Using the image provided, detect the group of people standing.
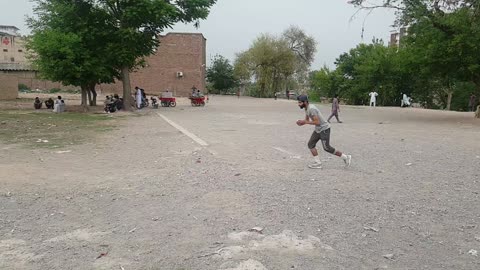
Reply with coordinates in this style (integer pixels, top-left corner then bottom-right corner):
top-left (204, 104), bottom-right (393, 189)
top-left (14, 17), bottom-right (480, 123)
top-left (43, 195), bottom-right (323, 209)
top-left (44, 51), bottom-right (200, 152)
top-left (33, 96), bottom-right (65, 113)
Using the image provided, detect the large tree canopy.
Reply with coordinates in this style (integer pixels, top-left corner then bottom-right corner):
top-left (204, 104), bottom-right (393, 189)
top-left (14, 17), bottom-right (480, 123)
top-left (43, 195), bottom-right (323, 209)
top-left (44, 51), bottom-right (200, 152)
top-left (94, 0), bottom-right (217, 108)
top-left (206, 55), bottom-right (238, 94)
top-left (233, 26), bottom-right (317, 98)
top-left (28, 0), bottom-right (217, 109)
top-left (28, 0), bottom-right (119, 108)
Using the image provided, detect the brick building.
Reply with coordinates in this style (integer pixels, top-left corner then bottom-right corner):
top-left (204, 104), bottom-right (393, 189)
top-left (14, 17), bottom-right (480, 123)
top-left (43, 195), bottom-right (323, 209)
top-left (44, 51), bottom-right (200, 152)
top-left (130, 33), bottom-right (207, 96)
top-left (0, 28), bottom-right (207, 99)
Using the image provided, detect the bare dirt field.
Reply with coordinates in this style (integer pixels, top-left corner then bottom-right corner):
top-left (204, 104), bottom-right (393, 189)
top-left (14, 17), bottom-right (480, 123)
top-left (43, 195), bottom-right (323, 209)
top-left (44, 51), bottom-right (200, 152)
top-left (1, 95), bottom-right (479, 270)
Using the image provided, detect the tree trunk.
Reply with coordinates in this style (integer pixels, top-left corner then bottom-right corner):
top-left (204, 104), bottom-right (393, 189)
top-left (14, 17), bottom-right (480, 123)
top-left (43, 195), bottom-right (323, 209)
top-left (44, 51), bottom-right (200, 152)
top-left (80, 86), bottom-right (89, 112)
top-left (121, 66), bottom-right (133, 110)
top-left (89, 83), bottom-right (97, 106)
top-left (446, 91), bottom-right (453, 111)
top-left (87, 89), bottom-right (92, 106)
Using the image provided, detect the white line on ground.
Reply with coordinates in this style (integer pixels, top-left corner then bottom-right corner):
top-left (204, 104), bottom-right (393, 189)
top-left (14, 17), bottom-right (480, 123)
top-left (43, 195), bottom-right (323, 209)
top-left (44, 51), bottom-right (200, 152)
top-left (272, 147), bottom-right (302, 159)
top-left (157, 113), bottom-right (209, 147)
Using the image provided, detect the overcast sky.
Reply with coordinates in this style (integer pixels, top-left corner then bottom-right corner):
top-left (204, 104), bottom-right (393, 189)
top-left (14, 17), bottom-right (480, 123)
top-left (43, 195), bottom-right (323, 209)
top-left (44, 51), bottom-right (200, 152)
top-left (0, 0), bottom-right (396, 69)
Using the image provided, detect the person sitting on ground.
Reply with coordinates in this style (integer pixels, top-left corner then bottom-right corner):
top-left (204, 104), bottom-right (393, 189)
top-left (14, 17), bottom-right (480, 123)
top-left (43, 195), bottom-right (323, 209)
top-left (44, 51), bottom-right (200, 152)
top-left (109, 94), bottom-right (123, 111)
top-left (45, 98), bottom-right (54, 109)
top-left (53, 96), bottom-right (64, 113)
top-left (196, 89), bottom-right (204, 97)
top-left (104, 95), bottom-right (111, 105)
top-left (60, 99), bottom-right (65, 112)
top-left (191, 85), bottom-right (197, 96)
top-left (104, 96), bottom-right (113, 113)
top-left (34, 97), bottom-right (42, 109)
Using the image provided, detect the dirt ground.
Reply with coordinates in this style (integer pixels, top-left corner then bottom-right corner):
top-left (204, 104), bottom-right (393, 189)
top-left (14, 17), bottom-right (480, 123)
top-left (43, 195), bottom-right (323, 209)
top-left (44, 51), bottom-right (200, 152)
top-left (1, 95), bottom-right (479, 270)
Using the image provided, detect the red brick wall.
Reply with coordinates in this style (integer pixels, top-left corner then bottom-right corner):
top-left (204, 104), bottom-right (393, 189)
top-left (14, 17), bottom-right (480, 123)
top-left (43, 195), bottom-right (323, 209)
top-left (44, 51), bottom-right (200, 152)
top-left (130, 33), bottom-right (207, 97)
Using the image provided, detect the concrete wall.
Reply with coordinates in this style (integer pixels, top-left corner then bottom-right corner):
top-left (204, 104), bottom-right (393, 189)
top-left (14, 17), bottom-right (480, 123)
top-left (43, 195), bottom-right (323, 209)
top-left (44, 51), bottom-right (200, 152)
top-left (1, 70), bottom-right (78, 91)
top-left (0, 74), bottom-right (18, 100)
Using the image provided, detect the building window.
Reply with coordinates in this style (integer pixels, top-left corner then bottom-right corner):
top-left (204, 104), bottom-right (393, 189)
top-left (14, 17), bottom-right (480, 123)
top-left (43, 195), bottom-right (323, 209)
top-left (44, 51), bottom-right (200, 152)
top-left (2, 49), bottom-right (7, 52)
top-left (18, 49), bottom-right (23, 52)
top-left (10, 57), bottom-right (15, 62)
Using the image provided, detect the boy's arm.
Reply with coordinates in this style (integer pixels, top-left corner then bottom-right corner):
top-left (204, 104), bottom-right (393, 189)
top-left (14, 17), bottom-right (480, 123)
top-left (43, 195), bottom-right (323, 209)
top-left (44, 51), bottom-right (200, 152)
top-left (306, 115), bottom-right (320, 125)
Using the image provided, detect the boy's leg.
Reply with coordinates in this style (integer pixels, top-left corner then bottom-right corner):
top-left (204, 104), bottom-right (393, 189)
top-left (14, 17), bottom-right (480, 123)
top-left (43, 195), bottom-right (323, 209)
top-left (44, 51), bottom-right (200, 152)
top-left (335, 112), bottom-right (342, 123)
top-left (327, 113), bottom-right (334, 123)
top-left (319, 129), bottom-right (352, 167)
top-left (307, 132), bottom-right (323, 169)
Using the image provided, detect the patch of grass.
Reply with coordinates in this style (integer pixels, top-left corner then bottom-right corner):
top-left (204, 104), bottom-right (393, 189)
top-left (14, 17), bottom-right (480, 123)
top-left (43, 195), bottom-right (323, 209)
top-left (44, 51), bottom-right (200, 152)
top-left (0, 111), bottom-right (117, 149)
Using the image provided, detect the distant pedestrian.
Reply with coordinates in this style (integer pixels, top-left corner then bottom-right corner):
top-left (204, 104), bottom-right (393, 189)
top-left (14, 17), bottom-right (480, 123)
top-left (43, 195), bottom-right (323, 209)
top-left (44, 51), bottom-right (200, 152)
top-left (369, 91), bottom-right (378, 107)
top-left (274, 92), bottom-right (277, 100)
top-left (135, 86), bottom-right (143, 109)
top-left (327, 94), bottom-right (342, 123)
top-left (286, 90), bottom-right (290, 100)
top-left (401, 93), bottom-right (411, 107)
top-left (469, 93), bottom-right (477, 112)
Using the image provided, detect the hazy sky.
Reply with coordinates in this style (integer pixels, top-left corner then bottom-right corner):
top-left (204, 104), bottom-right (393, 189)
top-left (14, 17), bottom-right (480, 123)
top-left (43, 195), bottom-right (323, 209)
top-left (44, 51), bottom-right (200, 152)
top-left (0, 0), bottom-right (396, 69)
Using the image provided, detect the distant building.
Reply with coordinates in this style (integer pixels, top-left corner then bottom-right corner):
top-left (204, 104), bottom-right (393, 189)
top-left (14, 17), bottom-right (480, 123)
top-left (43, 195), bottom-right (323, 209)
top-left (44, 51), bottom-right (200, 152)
top-left (389, 27), bottom-right (408, 47)
top-left (0, 25), bottom-right (28, 67)
top-left (128, 32), bottom-right (207, 96)
top-left (0, 26), bottom-right (207, 98)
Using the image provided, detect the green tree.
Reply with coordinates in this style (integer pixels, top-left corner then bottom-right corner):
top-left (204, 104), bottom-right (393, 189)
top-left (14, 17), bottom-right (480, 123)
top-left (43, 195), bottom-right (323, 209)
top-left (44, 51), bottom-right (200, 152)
top-left (309, 66), bottom-right (341, 99)
top-left (349, 0), bottom-right (480, 111)
top-left (95, 0), bottom-right (217, 108)
top-left (28, 0), bottom-right (118, 109)
top-left (233, 34), bottom-right (296, 97)
top-left (206, 55), bottom-right (237, 94)
top-left (332, 40), bottom-right (407, 105)
top-left (282, 26), bottom-right (317, 89)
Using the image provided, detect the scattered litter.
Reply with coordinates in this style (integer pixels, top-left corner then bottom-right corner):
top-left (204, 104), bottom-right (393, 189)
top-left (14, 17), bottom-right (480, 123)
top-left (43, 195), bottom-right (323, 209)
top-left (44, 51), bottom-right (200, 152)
top-left (120, 266), bottom-right (125, 270)
top-left (128, 228), bottom-right (137, 233)
top-left (364, 226), bottom-right (379, 232)
top-left (36, 139), bottom-right (49, 143)
top-left (475, 236), bottom-right (480, 242)
top-left (405, 163), bottom-right (413, 166)
top-left (96, 252), bottom-right (108, 259)
top-left (55, 150), bottom-right (72, 154)
top-left (383, 253), bottom-right (395, 260)
top-left (248, 227), bottom-right (264, 234)
top-left (468, 249), bottom-right (478, 256)
top-left (476, 156), bottom-right (480, 159)
top-left (234, 173), bottom-right (241, 177)
top-left (1, 121), bottom-right (6, 125)
top-left (196, 160), bottom-right (201, 163)
top-left (152, 217), bottom-right (159, 221)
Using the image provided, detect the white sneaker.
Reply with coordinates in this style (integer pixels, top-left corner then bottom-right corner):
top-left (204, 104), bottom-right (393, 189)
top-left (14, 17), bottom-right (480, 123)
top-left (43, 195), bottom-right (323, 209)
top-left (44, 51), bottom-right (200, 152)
top-left (344, 155), bottom-right (352, 167)
top-left (308, 162), bottom-right (323, 169)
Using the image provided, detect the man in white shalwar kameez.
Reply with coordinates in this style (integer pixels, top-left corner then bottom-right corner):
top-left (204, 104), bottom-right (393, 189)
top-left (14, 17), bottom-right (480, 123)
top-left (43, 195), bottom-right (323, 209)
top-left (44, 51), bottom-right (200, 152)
top-left (135, 86), bottom-right (143, 109)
